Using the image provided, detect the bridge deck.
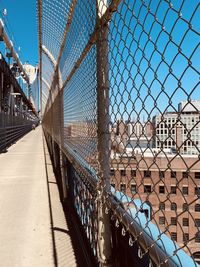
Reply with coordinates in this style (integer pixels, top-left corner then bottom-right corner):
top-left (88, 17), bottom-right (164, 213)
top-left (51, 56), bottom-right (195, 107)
top-left (0, 127), bottom-right (82, 267)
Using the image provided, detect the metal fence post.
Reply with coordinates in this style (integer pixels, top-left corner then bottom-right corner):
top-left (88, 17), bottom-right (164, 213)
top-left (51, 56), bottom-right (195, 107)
top-left (96, 1), bottom-right (112, 266)
top-left (57, 68), bottom-right (67, 201)
top-left (38, 0), bottom-right (43, 117)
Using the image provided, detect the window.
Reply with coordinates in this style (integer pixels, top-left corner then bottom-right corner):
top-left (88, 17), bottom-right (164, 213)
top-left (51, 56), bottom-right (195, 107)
top-left (195, 219), bottom-right (200, 227)
top-left (110, 169), bottom-right (115, 176)
top-left (195, 233), bottom-right (200, 243)
top-left (182, 218), bottom-right (189, 226)
top-left (144, 170), bottom-right (151, 178)
top-left (159, 186), bottom-right (165, 194)
top-left (171, 202), bottom-right (177, 211)
top-left (171, 232), bottom-right (177, 241)
top-left (120, 170), bottom-right (126, 176)
top-left (120, 184), bottom-right (126, 193)
top-left (195, 204), bottom-right (200, 212)
top-left (171, 186), bottom-right (177, 194)
top-left (183, 172), bottom-right (188, 178)
top-left (159, 202), bottom-right (165, 210)
top-left (195, 187), bottom-right (200, 196)
top-left (131, 184), bottom-right (137, 194)
top-left (171, 171), bottom-right (176, 178)
top-left (195, 172), bottom-right (200, 179)
top-left (159, 216), bottom-right (165, 225)
top-left (193, 252), bottom-right (200, 264)
top-left (183, 233), bottom-right (189, 243)
top-left (171, 217), bottom-right (177, 225)
top-left (183, 203), bottom-right (189, 211)
top-left (159, 171), bottom-right (165, 179)
top-left (182, 187), bottom-right (188, 195)
top-left (131, 170), bottom-right (136, 177)
top-left (144, 185), bottom-right (151, 193)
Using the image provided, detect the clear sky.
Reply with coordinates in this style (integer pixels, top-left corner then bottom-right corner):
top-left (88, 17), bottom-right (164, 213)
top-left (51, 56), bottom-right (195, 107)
top-left (0, 0), bottom-right (38, 66)
top-left (1, 0), bottom-right (198, 121)
top-left (108, 0), bottom-right (200, 121)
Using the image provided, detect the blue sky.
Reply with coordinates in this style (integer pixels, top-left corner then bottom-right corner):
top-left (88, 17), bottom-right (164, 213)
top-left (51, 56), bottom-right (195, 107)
top-left (0, 0), bottom-right (38, 66)
top-left (0, 0), bottom-right (198, 121)
top-left (108, 0), bottom-right (200, 121)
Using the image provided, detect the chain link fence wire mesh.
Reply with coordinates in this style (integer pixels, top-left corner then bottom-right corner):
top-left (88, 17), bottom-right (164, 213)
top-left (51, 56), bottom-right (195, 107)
top-left (108, 1), bottom-right (200, 264)
top-left (63, 45), bottom-right (98, 171)
top-left (39, 0), bottom-right (200, 265)
top-left (41, 0), bottom-right (71, 60)
top-left (30, 70), bottom-right (40, 112)
top-left (68, 166), bottom-right (98, 258)
top-left (59, 0), bottom-right (96, 82)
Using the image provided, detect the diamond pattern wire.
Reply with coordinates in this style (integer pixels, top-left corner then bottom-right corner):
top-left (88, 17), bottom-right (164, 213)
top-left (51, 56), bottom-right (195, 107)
top-left (41, 53), bottom-right (55, 107)
top-left (31, 74), bottom-right (39, 112)
top-left (108, 0), bottom-right (200, 263)
top-left (63, 45), bottom-right (98, 171)
top-left (59, 0), bottom-right (96, 82)
top-left (72, 168), bottom-right (98, 257)
top-left (42, 0), bottom-right (71, 60)
top-left (42, 80), bottom-right (49, 99)
top-left (40, 0), bottom-right (200, 265)
top-left (42, 52), bottom-right (55, 79)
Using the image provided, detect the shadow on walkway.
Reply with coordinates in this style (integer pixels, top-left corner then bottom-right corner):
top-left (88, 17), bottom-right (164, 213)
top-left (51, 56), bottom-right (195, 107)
top-left (43, 137), bottom-right (96, 267)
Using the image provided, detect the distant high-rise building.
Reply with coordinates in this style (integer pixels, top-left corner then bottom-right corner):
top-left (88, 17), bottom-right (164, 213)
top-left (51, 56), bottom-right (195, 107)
top-left (126, 121), bottom-right (153, 148)
top-left (178, 100), bottom-right (200, 113)
top-left (126, 121), bottom-right (153, 138)
top-left (153, 101), bottom-right (200, 155)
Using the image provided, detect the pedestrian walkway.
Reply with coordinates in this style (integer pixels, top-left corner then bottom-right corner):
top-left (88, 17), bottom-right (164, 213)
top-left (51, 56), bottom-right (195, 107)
top-left (0, 127), bottom-right (78, 267)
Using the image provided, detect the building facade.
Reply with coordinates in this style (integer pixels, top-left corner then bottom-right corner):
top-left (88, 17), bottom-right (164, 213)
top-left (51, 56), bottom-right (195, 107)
top-left (110, 152), bottom-right (200, 256)
top-left (153, 112), bottom-right (200, 155)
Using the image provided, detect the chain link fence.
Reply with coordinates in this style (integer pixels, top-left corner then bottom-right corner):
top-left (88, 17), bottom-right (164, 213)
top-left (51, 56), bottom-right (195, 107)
top-left (40, 0), bottom-right (200, 265)
top-left (108, 0), bottom-right (200, 263)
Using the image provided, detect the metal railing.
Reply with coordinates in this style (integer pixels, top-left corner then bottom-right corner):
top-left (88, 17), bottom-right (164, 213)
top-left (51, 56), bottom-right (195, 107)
top-left (39, 0), bottom-right (200, 266)
top-left (0, 55), bottom-right (39, 152)
top-left (0, 114), bottom-right (35, 152)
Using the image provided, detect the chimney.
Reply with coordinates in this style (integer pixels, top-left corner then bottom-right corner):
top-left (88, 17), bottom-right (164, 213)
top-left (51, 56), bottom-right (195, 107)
top-left (176, 122), bottom-right (182, 153)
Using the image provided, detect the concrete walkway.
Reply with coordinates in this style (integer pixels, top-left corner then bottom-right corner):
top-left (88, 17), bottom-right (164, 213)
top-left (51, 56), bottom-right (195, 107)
top-left (0, 127), bottom-right (77, 267)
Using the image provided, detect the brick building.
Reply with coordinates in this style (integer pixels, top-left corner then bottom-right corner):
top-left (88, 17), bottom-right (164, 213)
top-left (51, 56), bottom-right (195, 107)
top-left (110, 150), bottom-right (200, 257)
